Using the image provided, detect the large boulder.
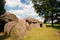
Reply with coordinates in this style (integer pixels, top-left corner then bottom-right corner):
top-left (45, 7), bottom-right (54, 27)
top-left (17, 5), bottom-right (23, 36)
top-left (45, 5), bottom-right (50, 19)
top-left (18, 19), bottom-right (30, 30)
top-left (0, 12), bottom-right (18, 22)
top-left (24, 17), bottom-right (46, 29)
top-left (4, 21), bottom-right (27, 40)
top-left (0, 12), bottom-right (18, 32)
top-left (4, 19), bottom-right (30, 40)
top-left (24, 17), bottom-right (40, 23)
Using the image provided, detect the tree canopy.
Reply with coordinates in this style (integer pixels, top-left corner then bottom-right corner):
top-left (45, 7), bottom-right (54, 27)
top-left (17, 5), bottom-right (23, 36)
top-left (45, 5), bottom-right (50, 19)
top-left (0, 0), bottom-right (6, 15)
top-left (32, 0), bottom-right (59, 26)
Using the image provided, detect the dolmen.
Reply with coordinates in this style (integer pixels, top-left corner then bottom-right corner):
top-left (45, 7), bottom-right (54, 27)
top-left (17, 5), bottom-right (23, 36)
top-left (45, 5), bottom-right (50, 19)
top-left (0, 12), bottom-right (28, 40)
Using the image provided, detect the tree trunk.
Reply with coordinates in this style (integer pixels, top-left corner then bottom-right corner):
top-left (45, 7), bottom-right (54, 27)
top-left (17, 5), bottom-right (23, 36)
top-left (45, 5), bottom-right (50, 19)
top-left (52, 12), bottom-right (54, 27)
top-left (44, 19), bottom-right (47, 23)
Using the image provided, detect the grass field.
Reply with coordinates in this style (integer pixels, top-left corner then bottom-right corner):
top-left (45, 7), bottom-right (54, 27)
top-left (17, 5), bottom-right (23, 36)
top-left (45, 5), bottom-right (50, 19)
top-left (46, 24), bottom-right (60, 29)
top-left (23, 27), bottom-right (60, 40)
top-left (0, 27), bottom-right (60, 40)
top-left (46, 24), bottom-right (60, 27)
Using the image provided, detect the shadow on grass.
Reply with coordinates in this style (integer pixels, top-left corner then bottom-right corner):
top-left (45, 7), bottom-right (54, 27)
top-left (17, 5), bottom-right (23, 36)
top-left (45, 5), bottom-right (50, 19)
top-left (0, 33), bottom-right (9, 40)
top-left (46, 26), bottom-right (60, 29)
top-left (52, 26), bottom-right (60, 29)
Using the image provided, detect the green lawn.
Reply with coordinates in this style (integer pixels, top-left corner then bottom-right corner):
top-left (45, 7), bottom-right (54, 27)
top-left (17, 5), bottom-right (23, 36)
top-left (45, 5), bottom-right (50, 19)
top-left (23, 27), bottom-right (60, 40)
top-left (46, 24), bottom-right (60, 29)
top-left (46, 24), bottom-right (60, 27)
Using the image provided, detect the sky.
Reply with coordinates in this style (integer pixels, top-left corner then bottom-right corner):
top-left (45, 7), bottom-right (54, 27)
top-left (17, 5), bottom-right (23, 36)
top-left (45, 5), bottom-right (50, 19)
top-left (5, 0), bottom-right (45, 22)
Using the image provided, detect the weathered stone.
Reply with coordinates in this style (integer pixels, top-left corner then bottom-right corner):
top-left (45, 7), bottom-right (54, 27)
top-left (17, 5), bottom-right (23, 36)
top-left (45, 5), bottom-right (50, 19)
top-left (24, 17), bottom-right (41, 23)
top-left (4, 21), bottom-right (16, 35)
top-left (18, 19), bottom-right (30, 30)
top-left (4, 20), bottom-right (27, 40)
top-left (24, 17), bottom-right (46, 29)
top-left (0, 12), bottom-right (18, 22)
top-left (30, 23), bottom-right (40, 29)
top-left (0, 12), bottom-right (18, 32)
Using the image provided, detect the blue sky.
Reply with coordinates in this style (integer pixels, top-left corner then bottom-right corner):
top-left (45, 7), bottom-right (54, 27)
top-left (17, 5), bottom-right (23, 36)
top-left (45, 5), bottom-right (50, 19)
top-left (21, 0), bottom-right (30, 5)
top-left (5, 0), bottom-right (45, 22)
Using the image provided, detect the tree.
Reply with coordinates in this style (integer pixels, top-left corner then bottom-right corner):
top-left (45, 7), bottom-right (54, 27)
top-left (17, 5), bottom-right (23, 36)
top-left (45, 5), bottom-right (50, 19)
top-left (55, 0), bottom-right (60, 24)
top-left (32, 0), bottom-right (57, 27)
top-left (0, 0), bottom-right (6, 15)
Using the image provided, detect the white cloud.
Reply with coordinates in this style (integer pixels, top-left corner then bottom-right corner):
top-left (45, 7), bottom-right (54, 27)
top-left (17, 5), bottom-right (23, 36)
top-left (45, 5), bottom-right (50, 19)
top-left (5, 0), bottom-right (45, 22)
top-left (5, 0), bottom-right (23, 7)
top-left (5, 0), bottom-right (37, 16)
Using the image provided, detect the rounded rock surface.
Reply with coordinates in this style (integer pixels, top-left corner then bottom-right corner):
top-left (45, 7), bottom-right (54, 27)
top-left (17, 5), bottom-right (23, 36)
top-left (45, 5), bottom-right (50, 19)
top-left (4, 21), bottom-right (27, 40)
